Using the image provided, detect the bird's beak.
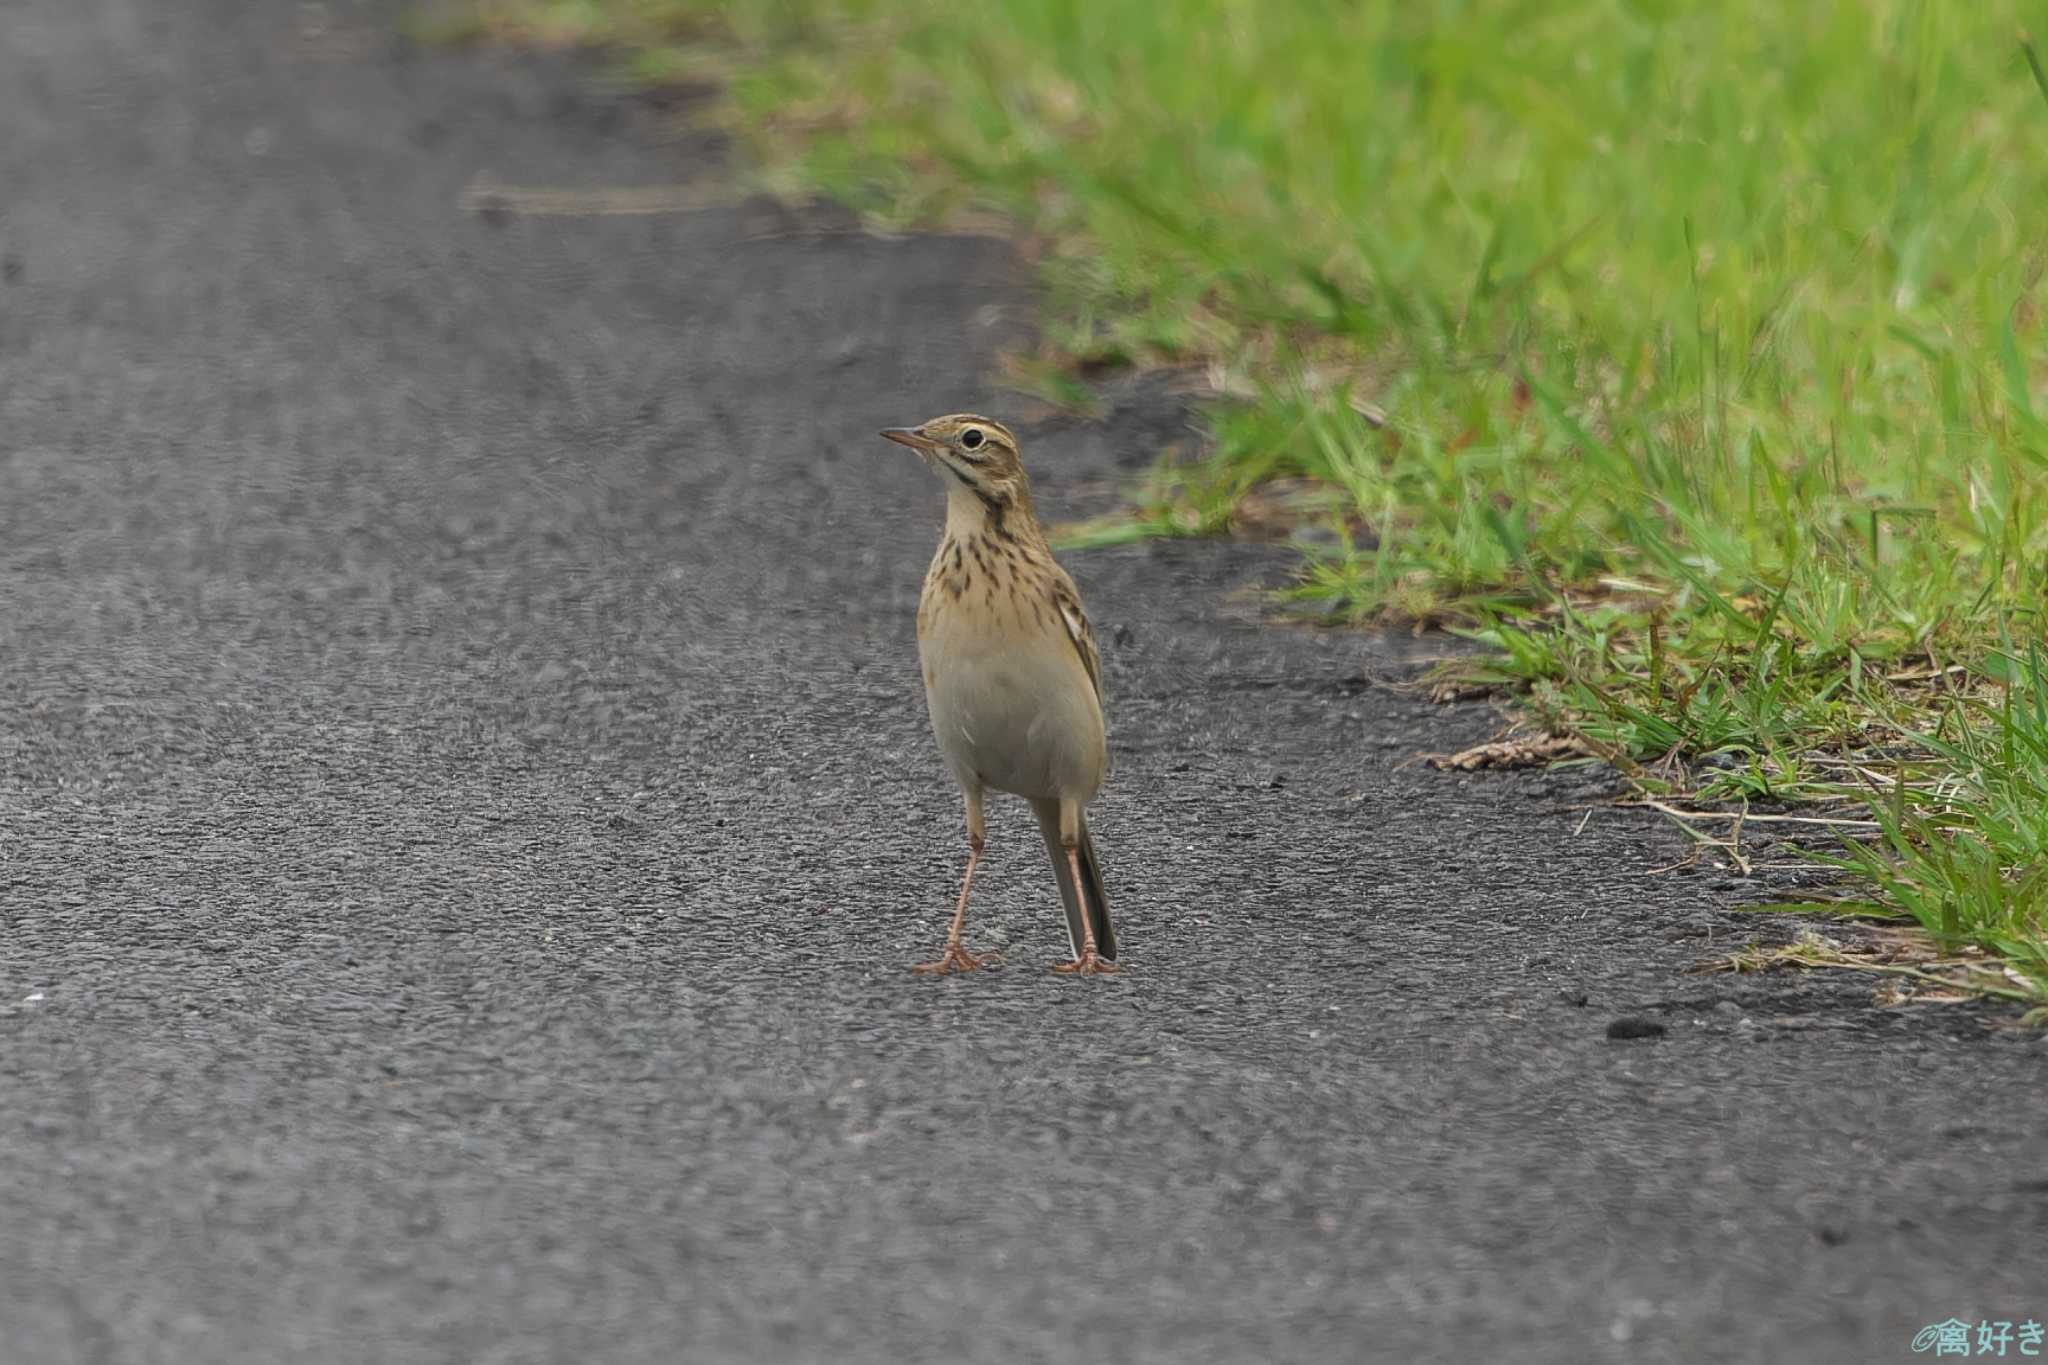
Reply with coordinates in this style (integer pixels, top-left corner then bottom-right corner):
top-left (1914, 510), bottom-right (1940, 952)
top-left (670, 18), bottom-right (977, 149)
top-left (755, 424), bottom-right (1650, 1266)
top-left (878, 427), bottom-right (940, 453)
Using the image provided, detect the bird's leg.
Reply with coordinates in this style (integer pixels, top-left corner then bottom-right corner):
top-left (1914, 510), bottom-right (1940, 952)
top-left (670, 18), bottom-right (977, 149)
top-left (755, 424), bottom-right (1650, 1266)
top-left (1051, 840), bottom-right (1118, 975)
top-left (913, 794), bottom-right (999, 975)
top-left (911, 837), bottom-right (993, 974)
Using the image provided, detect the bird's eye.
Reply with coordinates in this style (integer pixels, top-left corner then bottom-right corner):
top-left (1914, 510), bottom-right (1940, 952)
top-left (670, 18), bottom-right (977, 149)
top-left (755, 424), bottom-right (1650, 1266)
top-left (960, 428), bottom-right (985, 451)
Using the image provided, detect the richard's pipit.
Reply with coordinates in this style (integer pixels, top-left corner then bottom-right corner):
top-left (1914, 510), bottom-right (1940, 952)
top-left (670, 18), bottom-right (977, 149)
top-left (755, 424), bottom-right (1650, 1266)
top-left (878, 414), bottom-right (1119, 976)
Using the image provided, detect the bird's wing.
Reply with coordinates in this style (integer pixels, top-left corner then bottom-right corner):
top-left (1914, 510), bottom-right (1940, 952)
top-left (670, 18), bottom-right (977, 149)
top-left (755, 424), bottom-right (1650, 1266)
top-left (1047, 565), bottom-right (1103, 706)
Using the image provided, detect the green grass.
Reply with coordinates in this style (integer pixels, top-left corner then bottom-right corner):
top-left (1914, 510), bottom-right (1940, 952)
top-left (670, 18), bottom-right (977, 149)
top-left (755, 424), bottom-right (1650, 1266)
top-left (429, 0), bottom-right (2048, 1009)
top-left (1796, 643), bottom-right (2048, 1001)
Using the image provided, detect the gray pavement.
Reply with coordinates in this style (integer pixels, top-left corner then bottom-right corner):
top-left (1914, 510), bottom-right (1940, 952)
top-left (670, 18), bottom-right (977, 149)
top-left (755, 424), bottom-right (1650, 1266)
top-left (1, 3), bottom-right (2043, 1362)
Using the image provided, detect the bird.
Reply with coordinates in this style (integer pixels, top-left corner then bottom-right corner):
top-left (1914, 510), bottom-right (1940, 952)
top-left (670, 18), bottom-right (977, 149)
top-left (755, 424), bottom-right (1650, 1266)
top-left (877, 413), bottom-right (1118, 975)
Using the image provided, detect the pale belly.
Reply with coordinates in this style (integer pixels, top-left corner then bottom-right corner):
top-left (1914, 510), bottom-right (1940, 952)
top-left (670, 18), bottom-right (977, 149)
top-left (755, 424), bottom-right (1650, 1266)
top-left (919, 613), bottom-right (1105, 802)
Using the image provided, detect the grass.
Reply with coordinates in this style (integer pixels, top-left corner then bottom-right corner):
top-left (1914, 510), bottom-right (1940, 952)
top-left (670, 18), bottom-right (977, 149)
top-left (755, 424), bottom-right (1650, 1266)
top-left (423, 0), bottom-right (2048, 1011)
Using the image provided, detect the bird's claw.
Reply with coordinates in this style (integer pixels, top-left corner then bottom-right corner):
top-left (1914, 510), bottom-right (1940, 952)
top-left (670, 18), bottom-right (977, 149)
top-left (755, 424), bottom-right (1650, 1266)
top-left (1051, 950), bottom-right (1119, 975)
top-left (911, 943), bottom-right (1001, 975)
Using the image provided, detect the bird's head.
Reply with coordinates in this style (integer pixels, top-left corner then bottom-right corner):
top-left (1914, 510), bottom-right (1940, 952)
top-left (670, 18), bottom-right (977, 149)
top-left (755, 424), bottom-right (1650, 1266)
top-left (878, 413), bottom-right (1031, 512)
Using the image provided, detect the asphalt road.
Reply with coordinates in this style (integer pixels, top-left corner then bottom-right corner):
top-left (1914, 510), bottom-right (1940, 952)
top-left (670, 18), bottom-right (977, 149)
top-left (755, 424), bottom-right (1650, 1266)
top-left (2, 4), bottom-right (2043, 1362)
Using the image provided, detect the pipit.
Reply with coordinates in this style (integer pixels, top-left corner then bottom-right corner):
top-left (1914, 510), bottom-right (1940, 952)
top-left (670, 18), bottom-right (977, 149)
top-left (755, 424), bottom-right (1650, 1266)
top-left (878, 414), bottom-right (1119, 976)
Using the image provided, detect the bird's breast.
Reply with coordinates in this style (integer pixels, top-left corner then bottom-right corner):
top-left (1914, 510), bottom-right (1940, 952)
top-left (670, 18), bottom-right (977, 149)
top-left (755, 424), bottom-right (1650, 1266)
top-left (917, 560), bottom-right (1104, 801)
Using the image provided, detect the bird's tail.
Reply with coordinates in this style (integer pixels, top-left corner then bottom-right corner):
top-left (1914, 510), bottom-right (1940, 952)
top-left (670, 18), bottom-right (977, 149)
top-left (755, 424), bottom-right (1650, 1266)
top-left (1034, 801), bottom-right (1115, 962)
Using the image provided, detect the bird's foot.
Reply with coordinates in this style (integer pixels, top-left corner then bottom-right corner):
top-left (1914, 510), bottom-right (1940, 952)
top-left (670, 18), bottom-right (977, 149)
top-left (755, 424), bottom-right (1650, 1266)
top-left (911, 942), bottom-right (1001, 975)
top-left (1051, 949), bottom-right (1119, 975)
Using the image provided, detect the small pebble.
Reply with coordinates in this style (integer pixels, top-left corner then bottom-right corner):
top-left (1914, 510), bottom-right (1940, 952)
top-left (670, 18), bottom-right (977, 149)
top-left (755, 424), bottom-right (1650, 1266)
top-left (1606, 1016), bottom-right (1667, 1040)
